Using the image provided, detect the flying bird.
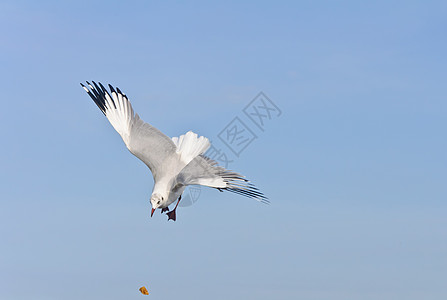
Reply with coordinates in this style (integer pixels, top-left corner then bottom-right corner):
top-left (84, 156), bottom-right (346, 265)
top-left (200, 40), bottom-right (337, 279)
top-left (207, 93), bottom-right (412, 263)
top-left (80, 81), bottom-right (268, 221)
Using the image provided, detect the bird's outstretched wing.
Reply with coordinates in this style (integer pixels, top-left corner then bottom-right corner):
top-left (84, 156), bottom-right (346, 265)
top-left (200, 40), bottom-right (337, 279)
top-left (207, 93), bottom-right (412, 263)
top-left (81, 81), bottom-right (177, 179)
top-left (175, 155), bottom-right (269, 203)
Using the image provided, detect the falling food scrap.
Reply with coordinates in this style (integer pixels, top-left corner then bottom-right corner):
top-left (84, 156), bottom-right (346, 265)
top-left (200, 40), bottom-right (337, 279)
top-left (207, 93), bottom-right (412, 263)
top-left (139, 286), bottom-right (149, 295)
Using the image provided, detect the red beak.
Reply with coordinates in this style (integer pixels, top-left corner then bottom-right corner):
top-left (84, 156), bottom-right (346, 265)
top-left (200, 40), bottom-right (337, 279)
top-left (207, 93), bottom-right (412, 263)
top-left (151, 208), bottom-right (155, 217)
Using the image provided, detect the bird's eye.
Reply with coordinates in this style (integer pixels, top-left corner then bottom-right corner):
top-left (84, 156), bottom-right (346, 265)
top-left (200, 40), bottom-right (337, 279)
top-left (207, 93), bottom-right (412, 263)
top-left (157, 200), bottom-right (160, 205)
top-left (161, 197), bottom-right (164, 201)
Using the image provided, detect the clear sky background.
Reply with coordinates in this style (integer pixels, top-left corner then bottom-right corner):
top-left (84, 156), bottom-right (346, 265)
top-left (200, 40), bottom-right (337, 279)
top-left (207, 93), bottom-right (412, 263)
top-left (1, 1), bottom-right (446, 299)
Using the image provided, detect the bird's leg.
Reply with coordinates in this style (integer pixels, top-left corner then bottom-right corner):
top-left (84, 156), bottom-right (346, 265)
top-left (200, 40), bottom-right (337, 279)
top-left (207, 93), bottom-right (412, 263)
top-left (167, 195), bottom-right (182, 221)
top-left (161, 207), bottom-right (169, 214)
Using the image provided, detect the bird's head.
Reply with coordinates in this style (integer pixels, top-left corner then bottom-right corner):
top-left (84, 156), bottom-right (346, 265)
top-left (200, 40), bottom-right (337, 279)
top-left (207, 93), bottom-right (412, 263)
top-left (150, 193), bottom-right (165, 217)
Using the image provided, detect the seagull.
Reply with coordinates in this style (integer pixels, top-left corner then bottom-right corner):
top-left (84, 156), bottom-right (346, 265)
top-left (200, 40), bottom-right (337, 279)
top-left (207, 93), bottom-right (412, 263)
top-left (80, 81), bottom-right (268, 221)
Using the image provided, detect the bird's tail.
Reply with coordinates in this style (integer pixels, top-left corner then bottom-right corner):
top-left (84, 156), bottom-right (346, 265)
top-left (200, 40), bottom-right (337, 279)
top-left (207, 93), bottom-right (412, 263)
top-left (172, 131), bottom-right (211, 166)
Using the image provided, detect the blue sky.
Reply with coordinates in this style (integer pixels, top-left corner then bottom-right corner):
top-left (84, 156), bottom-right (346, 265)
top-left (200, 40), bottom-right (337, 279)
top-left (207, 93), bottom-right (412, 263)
top-left (1, 1), bottom-right (446, 299)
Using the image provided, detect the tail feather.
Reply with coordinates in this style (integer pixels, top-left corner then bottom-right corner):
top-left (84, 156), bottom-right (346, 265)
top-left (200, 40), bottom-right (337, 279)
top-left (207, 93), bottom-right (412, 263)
top-left (172, 131), bottom-right (210, 165)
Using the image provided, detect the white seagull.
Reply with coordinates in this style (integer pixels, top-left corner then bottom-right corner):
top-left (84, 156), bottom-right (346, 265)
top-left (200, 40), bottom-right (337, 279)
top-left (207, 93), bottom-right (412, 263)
top-left (81, 81), bottom-right (268, 221)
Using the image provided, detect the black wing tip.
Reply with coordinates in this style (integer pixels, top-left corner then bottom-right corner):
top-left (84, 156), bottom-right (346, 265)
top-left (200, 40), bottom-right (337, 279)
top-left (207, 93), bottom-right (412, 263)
top-left (81, 80), bottom-right (107, 90)
top-left (80, 80), bottom-right (108, 115)
top-left (98, 82), bottom-right (108, 93)
top-left (208, 166), bottom-right (269, 203)
top-left (108, 84), bottom-right (117, 94)
top-left (221, 181), bottom-right (269, 203)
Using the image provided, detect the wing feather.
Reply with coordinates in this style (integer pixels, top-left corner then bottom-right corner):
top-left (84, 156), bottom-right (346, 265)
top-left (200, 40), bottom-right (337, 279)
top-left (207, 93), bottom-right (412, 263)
top-left (175, 155), bottom-right (269, 203)
top-left (81, 81), bottom-right (177, 178)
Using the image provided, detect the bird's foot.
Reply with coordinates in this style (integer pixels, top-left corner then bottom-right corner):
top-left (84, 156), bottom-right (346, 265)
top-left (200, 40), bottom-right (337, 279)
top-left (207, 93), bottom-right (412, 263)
top-left (161, 207), bottom-right (169, 214)
top-left (166, 195), bottom-right (182, 221)
top-left (166, 209), bottom-right (176, 221)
